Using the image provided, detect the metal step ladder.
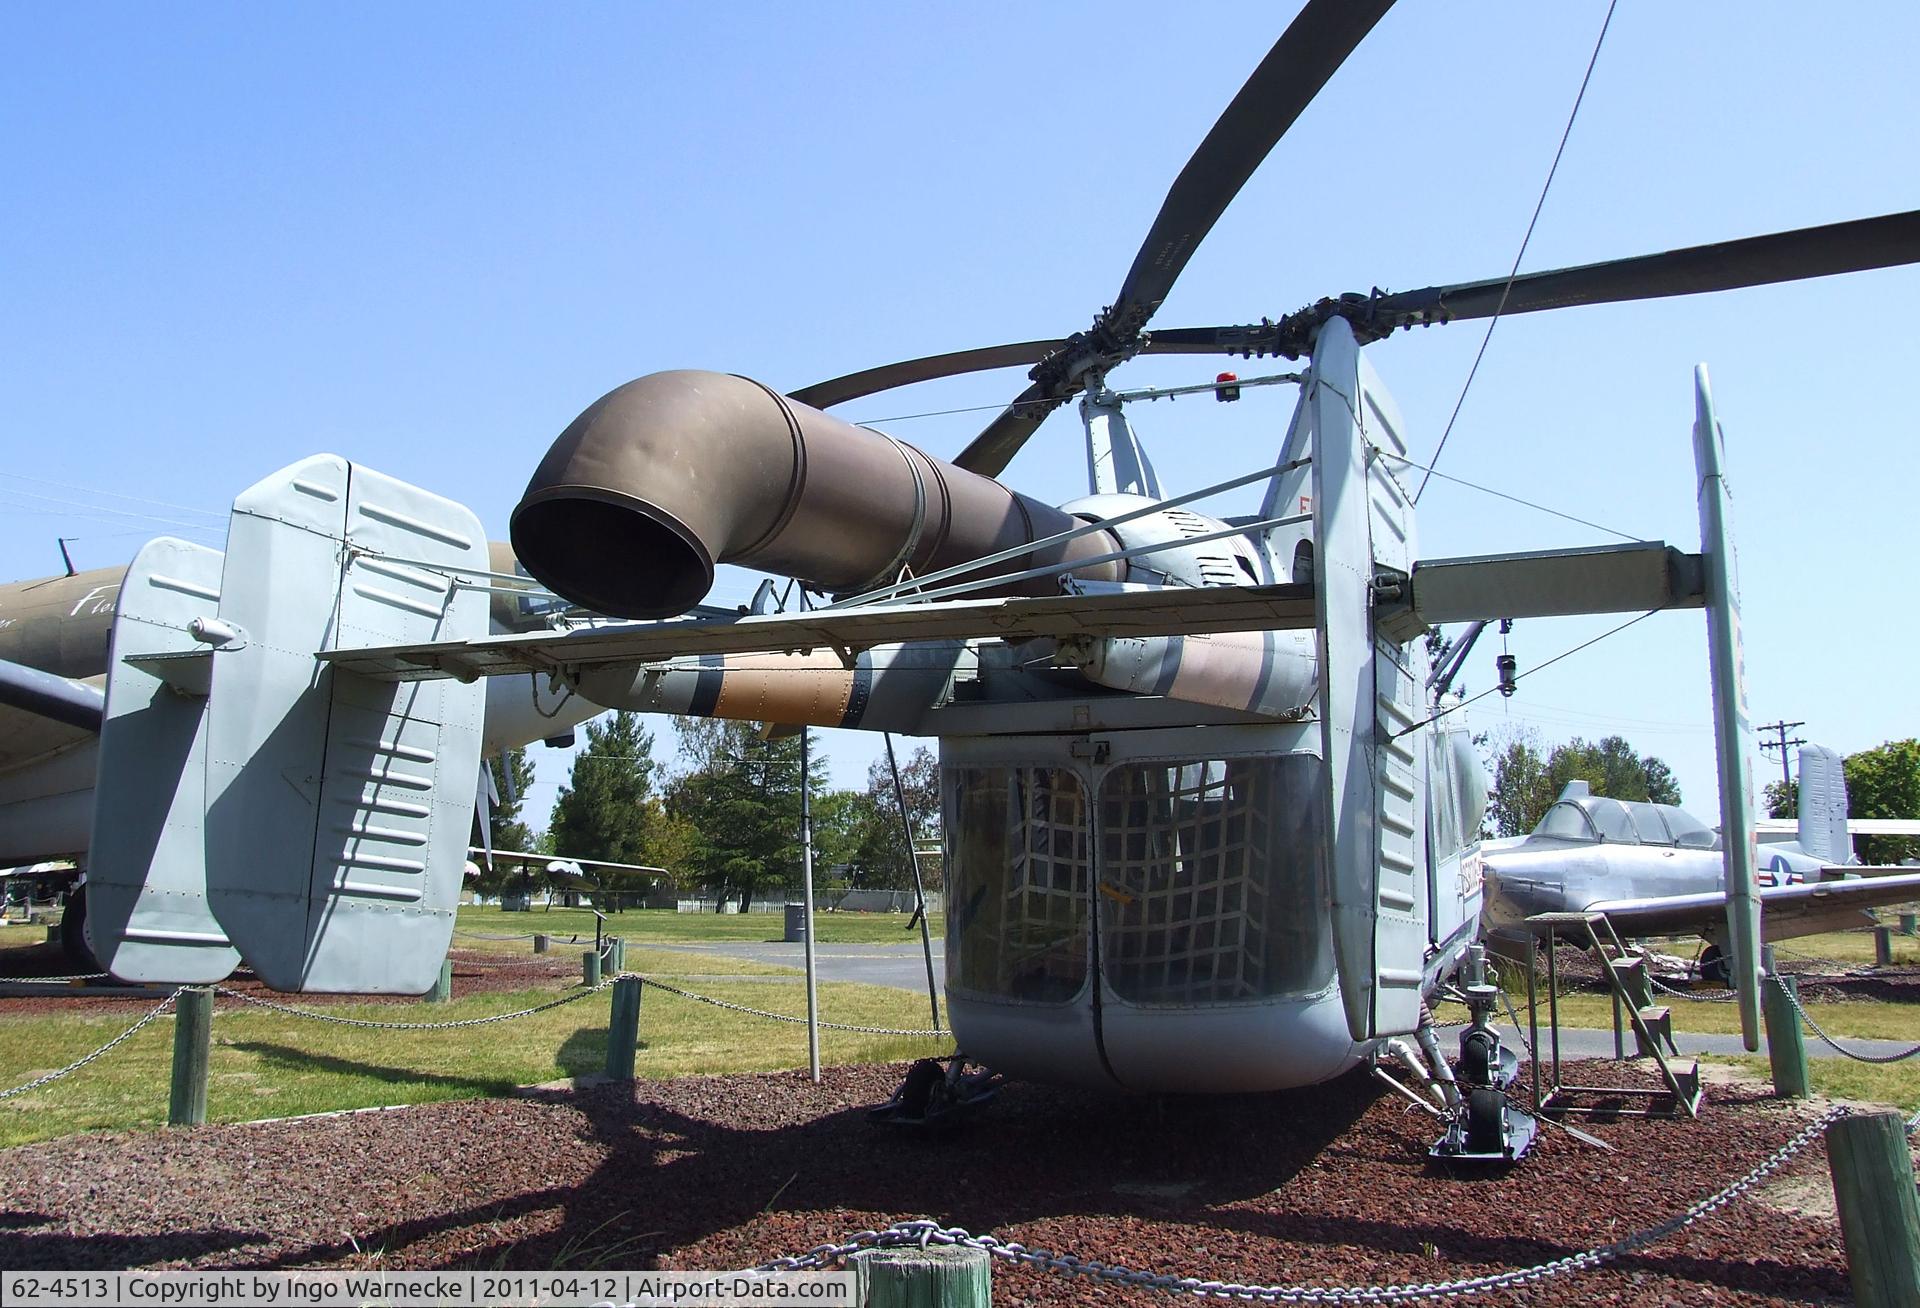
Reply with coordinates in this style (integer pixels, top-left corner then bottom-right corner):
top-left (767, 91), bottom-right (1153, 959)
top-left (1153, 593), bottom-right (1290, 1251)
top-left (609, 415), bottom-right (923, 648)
top-left (1513, 911), bottom-right (1703, 1119)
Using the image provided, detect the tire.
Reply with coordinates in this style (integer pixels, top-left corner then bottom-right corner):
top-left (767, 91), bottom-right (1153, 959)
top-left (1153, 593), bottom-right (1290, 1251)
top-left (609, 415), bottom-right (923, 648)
top-left (58, 884), bottom-right (101, 974)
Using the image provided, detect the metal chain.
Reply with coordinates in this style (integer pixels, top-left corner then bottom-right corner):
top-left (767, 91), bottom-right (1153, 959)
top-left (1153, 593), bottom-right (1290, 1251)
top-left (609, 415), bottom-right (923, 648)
top-left (214, 981), bottom-right (614, 1030)
top-left (4, 971), bottom-right (112, 984)
top-left (762, 1107), bottom-right (1849, 1301)
top-left (0, 988), bottom-right (185, 1101)
top-left (1782, 983), bottom-right (1920, 1064)
top-left (1648, 974), bottom-right (1739, 1004)
top-left (636, 977), bottom-right (951, 1038)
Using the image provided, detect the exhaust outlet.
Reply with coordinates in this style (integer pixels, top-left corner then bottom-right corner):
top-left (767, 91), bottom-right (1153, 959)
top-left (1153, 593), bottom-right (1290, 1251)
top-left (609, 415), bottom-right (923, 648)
top-left (513, 370), bottom-right (1123, 618)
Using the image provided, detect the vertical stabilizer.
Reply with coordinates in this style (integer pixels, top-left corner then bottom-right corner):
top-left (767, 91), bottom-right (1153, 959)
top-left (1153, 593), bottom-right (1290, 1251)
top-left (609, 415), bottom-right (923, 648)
top-left (1795, 745), bottom-right (1852, 864)
top-left (203, 455), bottom-right (488, 993)
top-left (87, 537), bottom-right (236, 983)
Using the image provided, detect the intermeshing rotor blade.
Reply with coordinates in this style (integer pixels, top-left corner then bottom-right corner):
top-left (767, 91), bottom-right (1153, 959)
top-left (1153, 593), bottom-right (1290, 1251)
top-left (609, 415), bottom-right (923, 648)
top-left (1365, 209), bottom-right (1920, 329)
top-left (793, 337), bottom-right (1246, 413)
top-left (1105, 0), bottom-right (1395, 341)
top-left (954, 380), bottom-right (1055, 479)
top-left (790, 340), bottom-right (1062, 411)
top-left (953, 0), bottom-right (1394, 476)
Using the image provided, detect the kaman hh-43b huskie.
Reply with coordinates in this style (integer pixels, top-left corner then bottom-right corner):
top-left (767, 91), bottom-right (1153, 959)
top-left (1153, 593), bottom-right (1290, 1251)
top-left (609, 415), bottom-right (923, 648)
top-left (4, 1), bottom-right (1918, 1160)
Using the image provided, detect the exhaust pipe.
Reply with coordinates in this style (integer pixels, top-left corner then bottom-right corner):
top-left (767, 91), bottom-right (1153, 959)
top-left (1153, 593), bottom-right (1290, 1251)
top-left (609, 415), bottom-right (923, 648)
top-left (512, 370), bottom-right (1123, 619)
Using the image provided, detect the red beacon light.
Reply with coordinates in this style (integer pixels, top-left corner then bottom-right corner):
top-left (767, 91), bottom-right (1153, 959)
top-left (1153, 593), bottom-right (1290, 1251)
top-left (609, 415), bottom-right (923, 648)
top-left (1214, 371), bottom-right (1241, 403)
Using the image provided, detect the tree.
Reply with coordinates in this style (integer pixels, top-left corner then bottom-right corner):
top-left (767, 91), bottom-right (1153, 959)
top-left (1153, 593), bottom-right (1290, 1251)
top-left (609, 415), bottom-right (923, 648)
top-left (842, 746), bottom-right (942, 890)
top-left (665, 719), bottom-right (815, 911)
top-left (1486, 731), bottom-right (1682, 837)
top-left (1839, 738), bottom-right (1920, 864)
top-left (549, 712), bottom-right (660, 885)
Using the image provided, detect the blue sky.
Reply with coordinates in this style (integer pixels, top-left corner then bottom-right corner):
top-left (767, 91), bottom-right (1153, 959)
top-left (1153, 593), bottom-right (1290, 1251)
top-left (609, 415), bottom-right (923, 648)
top-left (5, 2), bottom-right (1916, 827)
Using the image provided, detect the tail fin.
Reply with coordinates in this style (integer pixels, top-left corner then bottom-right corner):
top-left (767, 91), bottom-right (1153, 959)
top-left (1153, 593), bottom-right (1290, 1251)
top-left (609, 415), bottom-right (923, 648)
top-left (1796, 744), bottom-right (1852, 865)
top-left (87, 455), bottom-right (488, 993)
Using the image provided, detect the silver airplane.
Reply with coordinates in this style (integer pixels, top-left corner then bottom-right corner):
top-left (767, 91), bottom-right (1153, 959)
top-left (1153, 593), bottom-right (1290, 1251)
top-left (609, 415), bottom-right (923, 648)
top-left (1481, 745), bottom-right (1920, 971)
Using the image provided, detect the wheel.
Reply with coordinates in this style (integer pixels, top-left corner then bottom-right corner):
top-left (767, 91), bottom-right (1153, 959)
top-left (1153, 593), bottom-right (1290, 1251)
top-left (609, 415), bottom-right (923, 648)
top-left (58, 883), bottom-right (100, 974)
top-left (1464, 1086), bottom-right (1506, 1155)
top-left (1697, 943), bottom-right (1727, 985)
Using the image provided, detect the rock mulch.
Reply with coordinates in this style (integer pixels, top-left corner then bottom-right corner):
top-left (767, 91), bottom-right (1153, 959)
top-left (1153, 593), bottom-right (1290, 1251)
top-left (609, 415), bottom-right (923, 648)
top-left (0, 1059), bottom-right (1856, 1305)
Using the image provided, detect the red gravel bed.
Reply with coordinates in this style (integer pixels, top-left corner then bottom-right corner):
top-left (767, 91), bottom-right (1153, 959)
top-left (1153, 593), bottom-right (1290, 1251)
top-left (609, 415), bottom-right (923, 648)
top-left (0, 1060), bottom-right (1854, 1305)
top-left (0, 948), bottom-right (578, 1017)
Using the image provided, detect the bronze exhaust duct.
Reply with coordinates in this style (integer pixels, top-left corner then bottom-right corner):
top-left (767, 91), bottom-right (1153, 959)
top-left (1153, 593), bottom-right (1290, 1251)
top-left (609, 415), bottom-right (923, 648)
top-left (512, 370), bottom-right (1124, 619)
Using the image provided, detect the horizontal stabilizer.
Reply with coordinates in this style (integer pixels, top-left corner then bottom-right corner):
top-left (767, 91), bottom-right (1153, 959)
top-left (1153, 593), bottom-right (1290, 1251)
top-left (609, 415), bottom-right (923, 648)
top-left (1405, 542), bottom-right (1704, 625)
top-left (324, 583), bottom-right (1321, 682)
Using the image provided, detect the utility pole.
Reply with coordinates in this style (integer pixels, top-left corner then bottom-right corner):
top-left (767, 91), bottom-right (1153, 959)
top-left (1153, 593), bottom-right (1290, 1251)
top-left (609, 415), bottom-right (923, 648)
top-left (1757, 719), bottom-right (1807, 797)
top-left (799, 725), bottom-right (820, 1083)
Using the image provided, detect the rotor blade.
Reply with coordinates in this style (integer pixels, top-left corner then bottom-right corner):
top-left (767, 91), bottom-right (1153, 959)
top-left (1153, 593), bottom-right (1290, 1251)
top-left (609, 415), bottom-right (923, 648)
top-left (1106, 0), bottom-right (1395, 338)
top-left (952, 381), bottom-right (1060, 478)
top-left (1370, 210), bottom-right (1920, 325)
top-left (792, 335), bottom-right (1248, 412)
top-left (790, 341), bottom-right (1061, 411)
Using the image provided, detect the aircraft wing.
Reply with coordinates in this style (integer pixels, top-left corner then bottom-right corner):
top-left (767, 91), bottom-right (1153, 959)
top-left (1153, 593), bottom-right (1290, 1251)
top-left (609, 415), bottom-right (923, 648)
top-left (468, 847), bottom-right (668, 878)
top-left (1588, 871), bottom-right (1920, 941)
top-left (322, 536), bottom-right (1707, 684)
top-left (323, 584), bottom-right (1320, 682)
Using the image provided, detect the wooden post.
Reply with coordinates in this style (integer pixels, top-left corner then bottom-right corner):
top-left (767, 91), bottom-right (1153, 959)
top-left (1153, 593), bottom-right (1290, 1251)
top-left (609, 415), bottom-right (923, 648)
top-left (851, 1245), bottom-right (990, 1308)
top-left (1874, 927), bottom-right (1894, 966)
top-left (45, 924), bottom-right (60, 945)
top-left (424, 959), bottom-right (453, 1003)
top-left (533, 933), bottom-right (549, 954)
top-left (1761, 973), bottom-right (1809, 1098)
top-left (1826, 1111), bottom-right (1920, 1307)
top-left (606, 937), bottom-right (625, 974)
top-left (168, 987), bottom-right (213, 1127)
top-left (1901, 912), bottom-right (1917, 938)
top-left (605, 976), bottom-right (642, 1080)
top-left (583, 949), bottom-right (602, 987)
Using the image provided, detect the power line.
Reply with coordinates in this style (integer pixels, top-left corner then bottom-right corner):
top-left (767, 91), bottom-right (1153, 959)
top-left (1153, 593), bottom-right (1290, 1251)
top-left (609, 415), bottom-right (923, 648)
top-left (1415, 0), bottom-right (1620, 503)
top-left (1756, 719), bottom-right (1807, 795)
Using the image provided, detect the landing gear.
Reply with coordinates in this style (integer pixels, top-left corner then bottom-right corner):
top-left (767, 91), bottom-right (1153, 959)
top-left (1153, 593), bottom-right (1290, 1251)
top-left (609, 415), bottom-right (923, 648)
top-left (1431, 948), bottom-right (1538, 1164)
top-left (1697, 943), bottom-right (1728, 986)
top-left (868, 1056), bottom-right (1001, 1129)
top-left (58, 882), bottom-right (101, 974)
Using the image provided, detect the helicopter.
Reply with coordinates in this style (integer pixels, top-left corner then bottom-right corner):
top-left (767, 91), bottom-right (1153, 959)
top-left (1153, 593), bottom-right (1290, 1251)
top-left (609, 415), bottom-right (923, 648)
top-left (7, 2), bottom-right (1919, 1157)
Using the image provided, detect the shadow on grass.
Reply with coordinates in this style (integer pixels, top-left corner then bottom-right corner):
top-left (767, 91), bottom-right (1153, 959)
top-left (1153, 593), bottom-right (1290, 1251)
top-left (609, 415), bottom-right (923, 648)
top-left (226, 1042), bottom-right (520, 1097)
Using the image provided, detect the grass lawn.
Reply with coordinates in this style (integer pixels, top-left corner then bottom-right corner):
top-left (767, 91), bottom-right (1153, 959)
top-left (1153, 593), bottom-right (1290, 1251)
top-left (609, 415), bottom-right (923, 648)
top-left (1516, 991), bottom-right (1918, 1041)
top-left (1704, 1055), bottom-right (1920, 1114)
top-left (0, 977), bottom-right (949, 1149)
top-left (456, 904), bottom-right (945, 946)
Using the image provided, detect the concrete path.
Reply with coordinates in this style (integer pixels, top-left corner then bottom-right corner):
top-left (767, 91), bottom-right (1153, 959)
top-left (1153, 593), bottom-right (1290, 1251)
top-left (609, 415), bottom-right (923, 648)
top-left (645, 942), bottom-right (1913, 1061)
top-left (646, 939), bottom-right (946, 996)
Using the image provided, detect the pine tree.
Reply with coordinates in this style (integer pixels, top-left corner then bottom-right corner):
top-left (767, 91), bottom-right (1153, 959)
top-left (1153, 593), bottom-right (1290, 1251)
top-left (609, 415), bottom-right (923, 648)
top-left (549, 712), bottom-right (659, 868)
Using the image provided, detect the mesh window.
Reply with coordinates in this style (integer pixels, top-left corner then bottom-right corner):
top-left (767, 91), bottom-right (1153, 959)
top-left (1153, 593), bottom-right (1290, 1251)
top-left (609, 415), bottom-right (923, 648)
top-left (1096, 755), bottom-right (1331, 1004)
top-left (947, 765), bottom-right (1090, 1003)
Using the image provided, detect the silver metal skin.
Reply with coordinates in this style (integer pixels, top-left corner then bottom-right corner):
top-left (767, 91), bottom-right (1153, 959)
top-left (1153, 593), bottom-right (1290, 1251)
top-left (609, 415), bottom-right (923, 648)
top-left (511, 370), bottom-right (1124, 620)
top-left (1480, 778), bottom-right (1920, 946)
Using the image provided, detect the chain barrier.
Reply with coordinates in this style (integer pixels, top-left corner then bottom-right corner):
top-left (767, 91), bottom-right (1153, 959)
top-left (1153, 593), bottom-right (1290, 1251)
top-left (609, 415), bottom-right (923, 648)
top-left (1782, 983), bottom-right (1920, 1064)
top-left (3, 971), bottom-right (112, 985)
top-left (214, 981), bottom-right (615, 1030)
top-left (762, 1107), bottom-right (1848, 1301)
top-left (1648, 973), bottom-right (1740, 1004)
top-left (635, 977), bottom-right (950, 1038)
top-left (0, 988), bottom-right (185, 1101)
